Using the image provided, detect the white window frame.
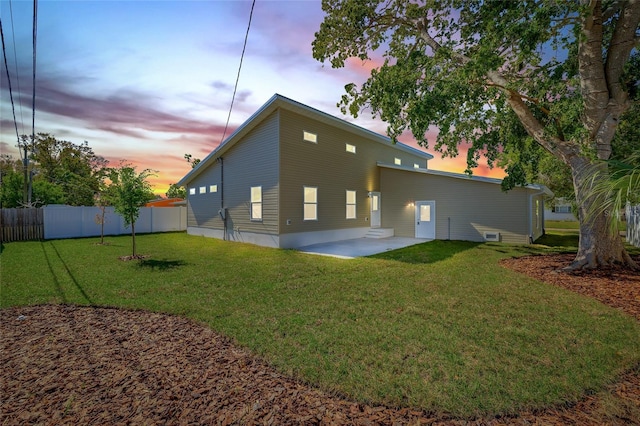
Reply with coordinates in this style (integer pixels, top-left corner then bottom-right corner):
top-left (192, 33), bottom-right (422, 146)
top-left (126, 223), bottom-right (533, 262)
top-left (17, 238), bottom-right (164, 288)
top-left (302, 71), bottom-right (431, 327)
top-left (345, 143), bottom-right (356, 154)
top-left (303, 186), bottom-right (318, 221)
top-left (250, 186), bottom-right (262, 221)
top-left (414, 163), bottom-right (420, 169)
top-left (303, 131), bottom-right (317, 143)
top-left (199, 186), bottom-right (207, 194)
top-left (189, 187), bottom-right (196, 195)
top-left (346, 190), bottom-right (356, 219)
top-left (210, 184), bottom-right (218, 193)
top-left (394, 157), bottom-right (402, 165)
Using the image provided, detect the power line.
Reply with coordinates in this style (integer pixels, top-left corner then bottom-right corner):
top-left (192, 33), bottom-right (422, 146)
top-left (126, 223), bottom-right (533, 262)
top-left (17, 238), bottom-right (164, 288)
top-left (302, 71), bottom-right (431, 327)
top-left (220, 0), bottom-right (255, 144)
top-left (9, 0), bottom-right (25, 135)
top-left (25, 0), bottom-right (38, 206)
top-left (0, 18), bottom-right (21, 149)
top-left (31, 0), bottom-right (37, 142)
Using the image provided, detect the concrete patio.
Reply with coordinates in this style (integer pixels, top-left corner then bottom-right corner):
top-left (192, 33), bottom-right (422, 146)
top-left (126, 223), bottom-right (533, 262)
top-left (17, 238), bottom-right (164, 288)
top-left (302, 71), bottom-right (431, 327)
top-left (297, 237), bottom-right (431, 259)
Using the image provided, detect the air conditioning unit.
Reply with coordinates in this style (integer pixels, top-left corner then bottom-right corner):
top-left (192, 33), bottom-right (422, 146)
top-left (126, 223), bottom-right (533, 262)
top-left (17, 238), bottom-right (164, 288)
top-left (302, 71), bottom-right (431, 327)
top-left (483, 232), bottom-right (500, 242)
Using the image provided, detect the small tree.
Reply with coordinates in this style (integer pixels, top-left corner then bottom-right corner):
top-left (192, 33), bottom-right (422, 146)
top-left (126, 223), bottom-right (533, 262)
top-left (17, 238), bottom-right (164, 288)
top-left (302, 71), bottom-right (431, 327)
top-left (93, 191), bottom-right (110, 245)
top-left (166, 183), bottom-right (186, 199)
top-left (107, 163), bottom-right (156, 258)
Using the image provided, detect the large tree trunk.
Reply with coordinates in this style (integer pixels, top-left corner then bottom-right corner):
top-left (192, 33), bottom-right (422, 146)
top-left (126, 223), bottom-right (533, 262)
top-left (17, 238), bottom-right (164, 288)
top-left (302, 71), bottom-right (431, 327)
top-left (567, 157), bottom-right (637, 270)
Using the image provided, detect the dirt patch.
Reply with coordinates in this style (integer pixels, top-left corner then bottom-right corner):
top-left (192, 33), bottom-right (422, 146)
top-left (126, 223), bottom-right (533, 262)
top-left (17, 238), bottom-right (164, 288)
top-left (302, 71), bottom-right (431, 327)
top-left (1, 254), bottom-right (639, 425)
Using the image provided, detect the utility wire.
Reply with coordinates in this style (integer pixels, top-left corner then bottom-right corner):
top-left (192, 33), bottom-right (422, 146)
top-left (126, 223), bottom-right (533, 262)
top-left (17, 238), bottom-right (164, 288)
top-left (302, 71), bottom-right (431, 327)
top-left (9, 0), bottom-right (25, 135)
top-left (26, 0), bottom-right (38, 206)
top-left (0, 18), bottom-right (21, 150)
top-left (220, 0), bottom-right (255, 144)
top-left (31, 0), bottom-right (37, 143)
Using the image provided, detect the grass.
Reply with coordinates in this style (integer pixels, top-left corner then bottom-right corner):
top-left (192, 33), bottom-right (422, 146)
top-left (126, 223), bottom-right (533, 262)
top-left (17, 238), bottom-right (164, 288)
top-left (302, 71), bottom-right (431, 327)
top-left (545, 220), bottom-right (580, 230)
top-left (545, 219), bottom-right (627, 231)
top-left (1, 232), bottom-right (639, 418)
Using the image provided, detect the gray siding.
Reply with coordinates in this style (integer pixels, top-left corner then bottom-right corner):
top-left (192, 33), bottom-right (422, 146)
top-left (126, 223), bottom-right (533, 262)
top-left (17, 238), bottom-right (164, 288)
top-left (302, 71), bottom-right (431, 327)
top-left (187, 111), bottom-right (280, 235)
top-left (278, 109), bottom-right (426, 234)
top-left (380, 168), bottom-right (533, 244)
top-left (186, 162), bottom-right (223, 229)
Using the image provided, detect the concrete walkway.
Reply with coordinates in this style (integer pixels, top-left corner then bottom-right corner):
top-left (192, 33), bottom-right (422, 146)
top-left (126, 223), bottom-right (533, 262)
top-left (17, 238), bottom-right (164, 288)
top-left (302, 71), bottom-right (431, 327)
top-left (297, 237), bottom-right (431, 259)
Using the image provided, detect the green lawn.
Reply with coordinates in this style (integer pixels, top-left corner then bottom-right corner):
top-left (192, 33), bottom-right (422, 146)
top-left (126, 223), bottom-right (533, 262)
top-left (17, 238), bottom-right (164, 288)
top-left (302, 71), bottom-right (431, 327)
top-left (1, 233), bottom-right (639, 418)
top-left (545, 219), bottom-right (627, 231)
top-left (545, 220), bottom-right (580, 230)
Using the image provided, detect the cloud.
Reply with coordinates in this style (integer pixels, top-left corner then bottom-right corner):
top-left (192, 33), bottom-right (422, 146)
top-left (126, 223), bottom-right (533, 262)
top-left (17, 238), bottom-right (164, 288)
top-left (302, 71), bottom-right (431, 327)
top-left (2, 67), bottom-right (229, 142)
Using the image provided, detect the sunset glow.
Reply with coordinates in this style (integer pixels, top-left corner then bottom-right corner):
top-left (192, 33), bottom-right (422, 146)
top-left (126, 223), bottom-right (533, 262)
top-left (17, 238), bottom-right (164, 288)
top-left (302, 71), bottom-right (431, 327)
top-left (0, 0), bottom-right (505, 196)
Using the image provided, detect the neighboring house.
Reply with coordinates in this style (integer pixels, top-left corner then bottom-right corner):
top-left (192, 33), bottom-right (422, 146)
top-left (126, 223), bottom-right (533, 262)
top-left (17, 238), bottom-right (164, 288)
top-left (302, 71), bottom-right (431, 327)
top-left (145, 198), bottom-right (185, 208)
top-left (178, 94), bottom-right (550, 248)
top-left (544, 198), bottom-right (577, 221)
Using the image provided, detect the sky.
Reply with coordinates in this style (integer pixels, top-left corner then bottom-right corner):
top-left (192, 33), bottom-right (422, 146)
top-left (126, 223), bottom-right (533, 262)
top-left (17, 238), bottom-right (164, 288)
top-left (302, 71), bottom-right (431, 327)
top-left (1, 0), bottom-right (505, 196)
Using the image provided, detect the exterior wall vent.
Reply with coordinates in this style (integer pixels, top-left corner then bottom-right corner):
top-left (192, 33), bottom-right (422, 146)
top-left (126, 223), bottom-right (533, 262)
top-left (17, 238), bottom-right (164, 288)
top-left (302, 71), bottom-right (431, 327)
top-left (483, 232), bottom-right (500, 242)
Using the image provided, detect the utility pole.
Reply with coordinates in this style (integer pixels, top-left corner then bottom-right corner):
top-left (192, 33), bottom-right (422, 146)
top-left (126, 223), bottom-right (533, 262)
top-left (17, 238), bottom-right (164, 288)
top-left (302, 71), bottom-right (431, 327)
top-left (20, 136), bottom-right (29, 206)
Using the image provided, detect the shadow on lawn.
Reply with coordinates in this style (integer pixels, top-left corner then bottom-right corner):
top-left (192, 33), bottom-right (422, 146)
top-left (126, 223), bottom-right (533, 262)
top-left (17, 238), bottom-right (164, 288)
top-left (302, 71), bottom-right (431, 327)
top-left (369, 240), bottom-right (481, 264)
top-left (137, 259), bottom-right (187, 271)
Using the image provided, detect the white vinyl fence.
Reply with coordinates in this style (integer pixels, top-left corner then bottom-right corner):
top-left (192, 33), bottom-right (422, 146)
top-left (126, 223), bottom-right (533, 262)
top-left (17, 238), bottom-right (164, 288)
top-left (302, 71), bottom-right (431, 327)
top-left (43, 205), bottom-right (187, 240)
top-left (627, 204), bottom-right (640, 248)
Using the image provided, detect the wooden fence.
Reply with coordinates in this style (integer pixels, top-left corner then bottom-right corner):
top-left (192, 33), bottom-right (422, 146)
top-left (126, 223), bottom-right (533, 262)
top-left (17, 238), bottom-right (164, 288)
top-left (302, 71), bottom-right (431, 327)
top-left (0, 208), bottom-right (44, 243)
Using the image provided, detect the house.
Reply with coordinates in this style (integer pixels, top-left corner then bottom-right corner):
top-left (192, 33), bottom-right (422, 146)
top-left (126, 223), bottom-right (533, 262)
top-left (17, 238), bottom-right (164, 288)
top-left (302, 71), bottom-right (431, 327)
top-left (178, 94), bottom-right (550, 249)
top-left (145, 197), bottom-right (185, 208)
top-left (544, 197), bottom-right (576, 221)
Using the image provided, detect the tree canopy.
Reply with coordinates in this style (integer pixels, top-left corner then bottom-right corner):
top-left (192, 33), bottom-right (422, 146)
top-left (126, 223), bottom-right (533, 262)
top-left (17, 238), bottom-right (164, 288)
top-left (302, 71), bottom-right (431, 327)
top-left (1, 134), bottom-right (108, 207)
top-left (313, 0), bottom-right (640, 269)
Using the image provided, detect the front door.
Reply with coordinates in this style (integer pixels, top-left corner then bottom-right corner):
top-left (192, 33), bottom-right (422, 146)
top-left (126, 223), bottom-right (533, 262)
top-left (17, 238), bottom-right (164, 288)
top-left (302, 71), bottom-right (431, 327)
top-left (370, 192), bottom-right (381, 228)
top-left (415, 201), bottom-right (435, 238)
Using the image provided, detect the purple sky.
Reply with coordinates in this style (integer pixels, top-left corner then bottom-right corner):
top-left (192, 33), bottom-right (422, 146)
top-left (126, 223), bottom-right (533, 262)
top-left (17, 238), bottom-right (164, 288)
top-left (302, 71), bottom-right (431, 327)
top-left (1, 0), bottom-right (504, 195)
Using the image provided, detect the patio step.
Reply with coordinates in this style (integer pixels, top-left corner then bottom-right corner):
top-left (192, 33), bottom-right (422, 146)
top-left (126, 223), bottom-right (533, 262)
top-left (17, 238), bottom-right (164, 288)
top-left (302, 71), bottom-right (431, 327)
top-left (364, 228), bottom-right (394, 239)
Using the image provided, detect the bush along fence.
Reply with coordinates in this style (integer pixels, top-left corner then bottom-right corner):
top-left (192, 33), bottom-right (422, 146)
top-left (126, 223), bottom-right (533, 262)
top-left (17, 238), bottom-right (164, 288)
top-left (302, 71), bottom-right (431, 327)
top-left (627, 204), bottom-right (640, 248)
top-left (0, 205), bottom-right (187, 242)
top-left (0, 208), bottom-right (44, 243)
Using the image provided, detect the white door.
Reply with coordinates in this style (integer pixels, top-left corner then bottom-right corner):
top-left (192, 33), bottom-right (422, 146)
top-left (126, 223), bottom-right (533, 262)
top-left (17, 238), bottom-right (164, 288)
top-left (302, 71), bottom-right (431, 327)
top-left (370, 192), bottom-right (381, 228)
top-left (415, 201), bottom-right (435, 239)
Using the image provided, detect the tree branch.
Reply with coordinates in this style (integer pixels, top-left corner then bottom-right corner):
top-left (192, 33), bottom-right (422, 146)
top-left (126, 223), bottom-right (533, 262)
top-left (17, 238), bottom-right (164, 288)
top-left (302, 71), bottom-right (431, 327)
top-left (415, 19), bottom-right (574, 162)
top-left (602, 0), bottom-right (622, 21)
top-left (578, 0), bottom-right (610, 145)
top-left (606, 0), bottom-right (640, 104)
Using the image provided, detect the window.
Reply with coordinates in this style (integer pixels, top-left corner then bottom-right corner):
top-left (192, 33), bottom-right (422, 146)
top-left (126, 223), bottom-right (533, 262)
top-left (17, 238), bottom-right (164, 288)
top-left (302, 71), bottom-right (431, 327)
top-left (210, 184), bottom-right (218, 193)
top-left (199, 186), bottom-right (206, 194)
top-left (345, 143), bottom-right (356, 154)
top-left (189, 187), bottom-right (196, 195)
top-left (346, 190), bottom-right (356, 219)
top-left (303, 131), bottom-right (317, 143)
top-left (414, 163), bottom-right (420, 169)
top-left (251, 186), bottom-right (262, 221)
top-left (394, 158), bottom-right (401, 165)
top-left (303, 186), bottom-right (317, 221)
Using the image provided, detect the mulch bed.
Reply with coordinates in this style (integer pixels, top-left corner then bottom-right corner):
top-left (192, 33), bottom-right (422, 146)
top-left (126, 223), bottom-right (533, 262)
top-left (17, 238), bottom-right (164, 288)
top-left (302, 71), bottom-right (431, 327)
top-left (1, 254), bottom-right (639, 425)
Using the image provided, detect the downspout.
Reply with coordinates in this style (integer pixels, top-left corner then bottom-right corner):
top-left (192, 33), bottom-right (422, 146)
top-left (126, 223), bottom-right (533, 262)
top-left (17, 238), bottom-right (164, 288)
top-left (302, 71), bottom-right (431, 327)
top-left (218, 157), bottom-right (226, 240)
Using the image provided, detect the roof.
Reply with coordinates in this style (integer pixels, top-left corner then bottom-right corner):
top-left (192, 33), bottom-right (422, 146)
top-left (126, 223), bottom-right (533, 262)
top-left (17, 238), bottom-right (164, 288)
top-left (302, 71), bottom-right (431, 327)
top-left (145, 198), bottom-right (185, 207)
top-left (377, 163), bottom-right (554, 196)
top-left (178, 94), bottom-right (434, 187)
